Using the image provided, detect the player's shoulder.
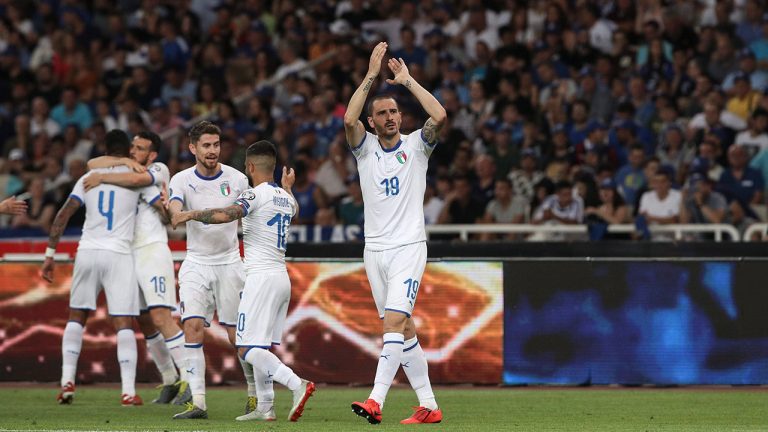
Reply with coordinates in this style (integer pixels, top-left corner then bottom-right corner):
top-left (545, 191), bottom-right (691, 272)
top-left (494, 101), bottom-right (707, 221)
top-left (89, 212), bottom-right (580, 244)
top-left (170, 165), bottom-right (195, 180)
top-left (148, 161), bottom-right (169, 173)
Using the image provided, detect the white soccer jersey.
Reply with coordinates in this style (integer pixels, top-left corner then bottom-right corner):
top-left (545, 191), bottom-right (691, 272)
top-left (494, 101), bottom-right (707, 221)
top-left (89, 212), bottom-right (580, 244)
top-left (235, 182), bottom-right (297, 274)
top-left (168, 164), bottom-right (249, 265)
top-left (351, 130), bottom-right (435, 250)
top-left (71, 166), bottom-right (159, 254)
top-left (133, 162), bottom-right (169, 248)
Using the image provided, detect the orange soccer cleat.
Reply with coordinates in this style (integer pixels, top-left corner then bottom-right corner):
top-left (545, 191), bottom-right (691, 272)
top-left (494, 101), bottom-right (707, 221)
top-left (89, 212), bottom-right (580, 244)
top-left (351, 398), bottom-right (382, 424)
top-left (57, 381), bottom-right (75, 404)
top-left (400, 406), bottom-right (443, 424)
top-left (121, 393), bottom-right (144, 407)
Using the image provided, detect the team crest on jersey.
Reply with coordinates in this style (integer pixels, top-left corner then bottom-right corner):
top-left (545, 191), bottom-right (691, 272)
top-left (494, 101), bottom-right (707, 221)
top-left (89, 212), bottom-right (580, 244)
top-left (220, 181), bottom-right (231, 196)
top-left (396, 150), bottom-right (407, 164)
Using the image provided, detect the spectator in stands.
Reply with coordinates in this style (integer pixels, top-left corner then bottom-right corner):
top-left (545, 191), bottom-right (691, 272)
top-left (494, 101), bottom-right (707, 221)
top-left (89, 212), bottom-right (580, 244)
top-left (10, 176), bottom-right (56, 233)
top-left (338, 175), bottom-right (364, 226)
top-left (50, 87), bottom-right (93, 131)
top-left (437, 175), bottom-right (484, 225)
top-left (532, 180), bottom-right (584, 225)
top-left (315, 138), bottom-right (355, 205)
top-left (424, 176), bottom-right (449, 226)
top-left (657, 124), bottom-right (696, 184)
top-left (30, 97), bottom-right (60, 138)
top-left (734, 108), bottom-right (768, 160)
top-left (473, 154), bottom-right (496, 207)
top-left (638, 168), bottom-right (682, 239)
top-left (615, 144), bottom-right (647, 207)
top-left (726, 72), bottom-right (761, 121)
top-left (723, 48), bottom-right (768, 93)
top-left (717, 145), bottom-right (765, 218)
top-left (509, 148), bottom-right (545, 203)
top-left (479, 178), bottom-right (528, 241)
top-left (681, 172), bottom-right (727, 226)
top-left (292, 159), bottom-right (329, 225)
top-left (695, 139), bottom-right (726, 182)
top-left (585, 177), bottom-right (630, 224)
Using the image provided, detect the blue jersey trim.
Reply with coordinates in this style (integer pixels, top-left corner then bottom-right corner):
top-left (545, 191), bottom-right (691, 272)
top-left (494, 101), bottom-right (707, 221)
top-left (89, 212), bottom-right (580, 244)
top-left (268, 182), bottom-right (278, 187)
top-left (165, 331), bottom-right (185, 343)
top-left (147, 170), bottom-right (156, 185)
top-left (235, 200), bottom-right (249, 217)
top-left (169, 196), bottom-right (184, 205)
top-left (69, 194), bottom-right (84, 206)
top-left (421, 129), bottom-right (438, 148)
top-left (383, 340), bottom-right (405, 345)
top-left (379, 139), bottom-right (402, 153)
top-left (384, 307), bottom-right (411, 318)
top-left (147, 304), bottom-right (176, 311)
top-left (185, 343), bottom-right (203, 349)
top-left (403, 340), bottom-right (420, 352)
top-left (272, 342), bottom-right (281, 346)
top-left (194, 168), bottom-right (223, 181)
top-left (352, 134), bottom-right (366, 151)
top-left (145, 331), bottom-right (161, 340)
top-left (147, 194), bottom-right (162, 206)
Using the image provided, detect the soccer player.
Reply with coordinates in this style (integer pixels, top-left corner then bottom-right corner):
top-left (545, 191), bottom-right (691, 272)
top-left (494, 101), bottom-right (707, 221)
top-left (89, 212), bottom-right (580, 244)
top-left (344, 42), bottom-right (446, 424)
top-left (82, 131), bottom-right (191, 405)
top-left (171, 140), bottom-right (315, 422)
top-left (42, 130), bottom-right (163, 406)
top-left (0, 196), bottom-right (27, 215)
top-left (166, 121), bottom-right (251, 420)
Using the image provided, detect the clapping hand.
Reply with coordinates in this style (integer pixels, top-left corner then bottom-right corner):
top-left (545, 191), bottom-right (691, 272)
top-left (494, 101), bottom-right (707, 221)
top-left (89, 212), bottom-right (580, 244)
top-left (281, 166), bottom-right (296, 190)
top-left (385, 57), bottom-right (411, 86)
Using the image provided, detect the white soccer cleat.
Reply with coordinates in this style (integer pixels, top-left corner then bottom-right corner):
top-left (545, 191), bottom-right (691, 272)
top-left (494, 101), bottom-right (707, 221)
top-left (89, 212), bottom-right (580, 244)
top-left (235, 406), bottom-right (276, 421)
top-left (288, 379), bottom-right (316, 422)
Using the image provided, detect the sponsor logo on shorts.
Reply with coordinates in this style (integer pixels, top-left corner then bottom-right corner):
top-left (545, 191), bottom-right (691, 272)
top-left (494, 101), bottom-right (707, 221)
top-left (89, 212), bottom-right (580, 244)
top-left (179, 301), bottom-right (185, 314)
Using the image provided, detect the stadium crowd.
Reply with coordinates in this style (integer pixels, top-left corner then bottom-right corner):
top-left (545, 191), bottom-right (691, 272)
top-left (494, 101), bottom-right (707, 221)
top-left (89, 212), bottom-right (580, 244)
top-left (2, 0), bottom-right (768, 240)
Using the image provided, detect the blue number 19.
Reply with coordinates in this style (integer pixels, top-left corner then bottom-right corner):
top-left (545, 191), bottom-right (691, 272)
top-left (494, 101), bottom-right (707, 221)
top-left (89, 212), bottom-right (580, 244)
top-left (380, 176), bottom-right (400, 196)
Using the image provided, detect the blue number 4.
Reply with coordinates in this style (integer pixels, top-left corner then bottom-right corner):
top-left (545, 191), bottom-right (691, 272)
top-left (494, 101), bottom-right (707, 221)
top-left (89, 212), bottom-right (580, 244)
top-left (98, 190), bottom-right (115, 230)
top-left (404, 278), bottom-right (419, 304)
top-left (267, 213), bottom-right (291, 249)
top-left (380, 176), bottom-right (400, 196)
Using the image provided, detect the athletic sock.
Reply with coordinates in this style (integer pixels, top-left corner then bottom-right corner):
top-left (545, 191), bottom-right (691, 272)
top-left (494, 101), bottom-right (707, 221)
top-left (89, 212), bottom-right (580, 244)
top-left (255, 368), bottom-right (275, 412)
top-left (369, 332), bottom-right (405, 407)
top-left (185, 343), bottom-right (206, 410)
top-left (117, 328), bottom-right (138, 396)
top-left (164, 331), bottom-right (187, 381)
top-left (401, 336), bottom-right (437, 410)
top-left (238, 356), bottom-right (257, 397)
top-left (145, 332), bottom-right (177, 385)
top-left (244, 348), bottom-right (301, 391)
top-left (61, 321), bottom-right (84, 387)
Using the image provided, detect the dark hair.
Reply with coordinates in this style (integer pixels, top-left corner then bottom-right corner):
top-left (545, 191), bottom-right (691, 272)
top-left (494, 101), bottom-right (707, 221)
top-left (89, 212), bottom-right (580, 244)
top-left (554, 180), bottom-right (572, 192)
top-left (188, 120), bottom-right (221, 144)
top-left (135, 130), bottom-right (162, 153)
top-left (630, 143), bottom-right (645, 153)
top-left (246, 140), bottom-right (277, 160)
top-left (105, 129), bottom-right (131, 157)
top-left (495, 177), bottom-right (513, 188)
top-left (367, 94), bottom-right (398, 116)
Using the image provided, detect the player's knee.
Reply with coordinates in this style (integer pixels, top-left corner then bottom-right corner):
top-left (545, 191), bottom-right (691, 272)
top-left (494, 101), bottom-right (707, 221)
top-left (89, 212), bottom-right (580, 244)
top-left (182, 318), bottom-right (204, 342)
top-left (149, 308), bottom-right (170, 328)
top-left (382, 311), bottom-right (408, 334)
top-left (237, 347), bottom-right (249, 359)
top-left (111, 316), bottom-right (133, 330)
top-left (68, 309), bottom-right (89, 324)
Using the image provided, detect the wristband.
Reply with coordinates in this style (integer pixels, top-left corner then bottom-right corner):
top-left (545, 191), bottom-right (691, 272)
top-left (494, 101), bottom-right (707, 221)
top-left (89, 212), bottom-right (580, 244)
top-left (45, 247), bottom-right (56, 258)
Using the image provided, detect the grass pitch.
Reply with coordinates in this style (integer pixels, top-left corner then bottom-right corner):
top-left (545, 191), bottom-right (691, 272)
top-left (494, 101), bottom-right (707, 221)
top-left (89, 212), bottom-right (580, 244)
top-left (0, 384), bottom-right (766, 431)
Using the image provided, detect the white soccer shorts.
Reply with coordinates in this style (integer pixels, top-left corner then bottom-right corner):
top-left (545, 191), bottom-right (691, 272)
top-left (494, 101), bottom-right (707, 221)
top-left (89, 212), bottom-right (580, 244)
top-left (135, 242), bottom-right (177, 311)
top-left (363, 241), bottom-right (428, 319)
top-left (178, 260), bottom-right (245, 327)
top-left (235, 271), bottom-right (291, 348)
top-left (69, 249), bottom-right (139, 316)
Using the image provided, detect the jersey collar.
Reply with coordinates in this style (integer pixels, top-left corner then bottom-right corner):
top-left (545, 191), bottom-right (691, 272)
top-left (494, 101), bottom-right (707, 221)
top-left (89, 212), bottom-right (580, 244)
top-left (379, 138), bottom-right (402, 153)
top-left (194, 168), bottom-right (223, 181)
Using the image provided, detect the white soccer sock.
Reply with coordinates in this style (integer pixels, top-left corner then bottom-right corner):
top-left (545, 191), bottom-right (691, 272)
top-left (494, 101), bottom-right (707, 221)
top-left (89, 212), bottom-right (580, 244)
top-left (402, 336), bottom-right (437, 410)
top-left (61, 321), bottom-right (84, 387)
top-left (165, 331), bottom-right (187, 381)
top-left (145, 332), bottom-right (177, 385)
top-left (244, 348), bottom-right (300, 391)
top-left (116, 328), bottom-right (138, 397)
top-left (255, 368), bottom-right (275, 411)
top-left (369, 332), bottom-right (405, 407)
top-left (238, 356), bottom-right (257, 397)
top-left (185, 343), bottom-right (207, 410)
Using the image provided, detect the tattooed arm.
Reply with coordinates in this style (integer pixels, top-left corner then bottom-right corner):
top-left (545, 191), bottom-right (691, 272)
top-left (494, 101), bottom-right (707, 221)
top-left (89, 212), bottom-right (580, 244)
top-left (344, 41), bottom-right (388, 148)
top-left (41, 197), bottom-right (82, 282)
top-left (171, 205), bottom-right (244, 229)
top-left (385, 57), bottom-right (447, 144)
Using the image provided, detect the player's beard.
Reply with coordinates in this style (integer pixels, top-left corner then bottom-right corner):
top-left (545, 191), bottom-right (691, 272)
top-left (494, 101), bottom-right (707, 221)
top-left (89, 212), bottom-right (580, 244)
top-left (376, 121), bottom-right (399, 138)
top-left (198, 154), bottom-right (219, 170)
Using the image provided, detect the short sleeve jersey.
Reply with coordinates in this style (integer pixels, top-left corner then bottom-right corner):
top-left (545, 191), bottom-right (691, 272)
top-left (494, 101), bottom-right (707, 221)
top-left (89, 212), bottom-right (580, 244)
top-left (234, 182), bottom-right (297, 274)
top-left (133, 162), bottom-right (169, 248)
top-left (70, 166), bottom-right (158, 254)
top-left (168, 164), bottom-right (249, 265)
top-left (351, 130), bottom-right (435, 250)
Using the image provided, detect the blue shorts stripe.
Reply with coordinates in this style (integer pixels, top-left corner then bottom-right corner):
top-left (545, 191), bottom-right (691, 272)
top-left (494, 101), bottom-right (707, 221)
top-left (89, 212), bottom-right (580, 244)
top-left (147, 304), bottom-right (176, 311)
top-left (165, 331), bottom-right (184, 343)
top-left (383, 340), bottom-right (405, 345)
top-left (219, 322), bottom-right (236, 327)
top-left (403, 340), bottom-right (419, 352)
top-left (384, 308), bottom-right (411, 318)
top-left (145, 331), bottom-right (161, 340)
top-left (185, 343), bottom-right (203, 348)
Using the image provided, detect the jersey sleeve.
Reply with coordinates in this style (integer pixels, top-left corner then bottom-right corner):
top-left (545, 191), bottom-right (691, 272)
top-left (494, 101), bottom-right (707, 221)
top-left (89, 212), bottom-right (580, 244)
top-left (69, 176), bottom-right (86, 206)
top-left (148, 162), bottom-right (170, 187)
top-left (168, 173), bottom-right (185, 206)
top-left (140, 184), bottom-right (162, 206)
top-left (413, 127), bottom-right (438, 158)
top-left (234, 188), bottom-right (258, 217)
top-left (350, 131), bottom-right (375, 160)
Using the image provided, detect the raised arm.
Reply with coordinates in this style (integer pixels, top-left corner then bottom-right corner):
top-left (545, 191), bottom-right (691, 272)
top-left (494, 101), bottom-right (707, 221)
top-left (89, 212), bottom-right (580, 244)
top-left (171, 205), bottom-right (244, 229)
top-left (83, 171), bottom-right (155, 192)
top-left (386, 57), bottom-right (447, 144)
top-left (344, 42), bottom-right (387, 148)
top-left (87, 156), bottom-right (146, 173)
top-left (41, 197), bottom-right (82, 282)
top-left (281, 166), bottom-right (300, 221)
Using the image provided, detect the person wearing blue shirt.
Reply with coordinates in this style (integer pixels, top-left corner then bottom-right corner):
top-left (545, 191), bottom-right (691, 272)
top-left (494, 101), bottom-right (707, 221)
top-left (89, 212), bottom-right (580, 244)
top-left (50, 87), bottom-right (93, 131)
top-left (721, 49), bottom-right (768, 92)
top-left (717, 145), bottom-right (765, 218)
top-left (615, 145), bottom-right (647, 206)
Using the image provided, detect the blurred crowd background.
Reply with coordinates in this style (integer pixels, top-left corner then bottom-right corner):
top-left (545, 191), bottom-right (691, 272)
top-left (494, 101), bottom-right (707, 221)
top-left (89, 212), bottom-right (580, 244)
top-left (2, 0), bottom-right (768, 241)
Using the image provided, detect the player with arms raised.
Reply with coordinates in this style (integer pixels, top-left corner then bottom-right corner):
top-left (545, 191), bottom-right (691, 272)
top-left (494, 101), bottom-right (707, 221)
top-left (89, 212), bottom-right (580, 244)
top-left (345, 42), bottom-right (446, 424)
top-left (172, 140), bottom-right (315, 422)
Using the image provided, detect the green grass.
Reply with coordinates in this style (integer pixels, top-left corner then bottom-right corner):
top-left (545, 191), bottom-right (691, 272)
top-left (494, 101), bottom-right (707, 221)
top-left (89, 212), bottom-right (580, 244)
top-left (0, 385), bottom-right (766, 431)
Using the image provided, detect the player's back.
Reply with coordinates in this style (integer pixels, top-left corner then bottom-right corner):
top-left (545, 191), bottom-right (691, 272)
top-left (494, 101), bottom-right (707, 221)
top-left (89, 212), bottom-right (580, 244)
top-left (236, 182), bottom-right (297, 273)
top-left (352, 130), bottom-right (432, 250)
top-left (168, 164), bottom-right (249, 265)
top-left (133, 162), bottom-right (169, 248)
top-left (74, 166), bottom-right (150, 254)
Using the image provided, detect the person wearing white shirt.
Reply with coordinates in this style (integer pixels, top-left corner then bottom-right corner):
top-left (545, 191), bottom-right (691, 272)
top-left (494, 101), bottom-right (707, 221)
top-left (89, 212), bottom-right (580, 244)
top-left (344, 43), bottom-right (446, 425)
top-left (167, 121), bottom-right (251, 419)
top-left (638, 169), bottom-right (682, 240)
top-left (42, 130), bottom-right (163, 407)
top-left (172, 141), bottom-right (315, 422)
